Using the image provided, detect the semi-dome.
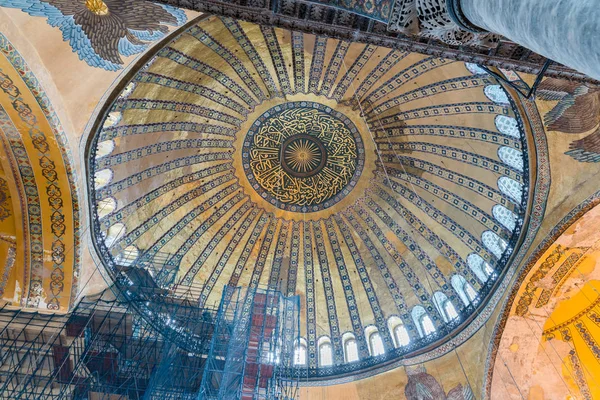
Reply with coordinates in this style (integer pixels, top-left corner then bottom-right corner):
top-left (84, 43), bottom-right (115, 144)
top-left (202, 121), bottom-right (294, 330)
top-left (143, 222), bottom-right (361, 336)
top-left (87, 15), bottom-right (533, 380)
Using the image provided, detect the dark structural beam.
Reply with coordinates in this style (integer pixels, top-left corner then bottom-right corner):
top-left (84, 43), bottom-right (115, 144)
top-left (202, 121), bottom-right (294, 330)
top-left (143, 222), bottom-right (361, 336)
top-left (153, 0), bottom-right (597, 83)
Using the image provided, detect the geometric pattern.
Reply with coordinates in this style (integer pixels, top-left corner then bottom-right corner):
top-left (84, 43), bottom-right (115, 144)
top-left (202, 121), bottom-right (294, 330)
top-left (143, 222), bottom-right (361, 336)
top-left (87, 16), bottom-right (532, 380)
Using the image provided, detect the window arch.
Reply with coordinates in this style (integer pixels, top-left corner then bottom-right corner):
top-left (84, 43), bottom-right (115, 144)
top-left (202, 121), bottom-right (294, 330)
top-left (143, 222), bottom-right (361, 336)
top-left (114, 246), bottom-right (139, 267)
top-left (452, 275), bottom-right (478, 306)
top-left (498, 177), bottom-right (523, 204)
top-left (465, 63), bottom-right (487, 75)
top-left (293, 338), bottom-right (307, 366)
top-left (119, 82), bottom-right (136, 99)
top-left (482, 231), bottom-right (508, 259)
top-left (388, 316), bottom-right (410, 347)
top-left (342, 332), bottom-right (359, 363)
top-left (364, 326), bottom-right (385, 357)
top-left (484, 85), bottom-right (510, 105)
top-left (495, 115), bottom-right (520, 139)
top-left (105, 223), bottom-right (126, 248)
top-left (493, 205), bottom-right (517, 231)
top-left (432, 292), bottom-right (458, 323)
top-left (95, 140), bottom-right (116, 159)
top-left (103, 111), bottom-right (122, 129)
top-left (412, 306), bottom-right (436, 338)
top-left (467, 253), bottom-right (494, 283)
top-left (498, 147), bottom-right (524, 172)
top-left (317, 337), bottom-right (333, 367)
top-left (94, 169), bottom-right (114, 189)
top-left (96, 197), bottom-right (117, 219)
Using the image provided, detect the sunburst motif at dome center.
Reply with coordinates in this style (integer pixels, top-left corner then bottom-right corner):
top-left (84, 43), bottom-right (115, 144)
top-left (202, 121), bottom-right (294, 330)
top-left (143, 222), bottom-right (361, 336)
top-left (283, 137), bottom-right (324, 175)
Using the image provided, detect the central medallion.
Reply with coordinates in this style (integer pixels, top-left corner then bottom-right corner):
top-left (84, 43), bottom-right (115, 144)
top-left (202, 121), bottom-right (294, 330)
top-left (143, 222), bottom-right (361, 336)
top-left (243, 101), bottom-right (364, 212)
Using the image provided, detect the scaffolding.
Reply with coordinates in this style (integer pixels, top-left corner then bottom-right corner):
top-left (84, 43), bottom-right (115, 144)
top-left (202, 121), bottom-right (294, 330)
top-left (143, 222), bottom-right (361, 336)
top-left (199, 286), bottom-right (301, 400)
top-left (0, 283), bottom-right (300, 399)
top-left (0, 286), bottom-right (216, 400)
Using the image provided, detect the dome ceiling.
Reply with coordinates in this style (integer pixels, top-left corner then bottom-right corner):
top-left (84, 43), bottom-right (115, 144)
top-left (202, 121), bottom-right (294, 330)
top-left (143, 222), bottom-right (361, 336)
top-left (88, 15), bottom-right (532, 379)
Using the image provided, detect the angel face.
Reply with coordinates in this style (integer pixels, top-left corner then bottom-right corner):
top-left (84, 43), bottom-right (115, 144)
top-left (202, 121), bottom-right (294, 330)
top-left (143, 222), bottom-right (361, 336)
top-left (85, 0), bottom-right (109, 15)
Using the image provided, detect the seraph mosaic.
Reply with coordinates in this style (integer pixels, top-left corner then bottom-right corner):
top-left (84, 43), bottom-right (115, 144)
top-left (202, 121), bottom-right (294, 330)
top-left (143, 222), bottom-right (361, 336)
top-left (0, 0), bottom-right (187, 71)
top-left (538, 78), bottom-right (600, 163)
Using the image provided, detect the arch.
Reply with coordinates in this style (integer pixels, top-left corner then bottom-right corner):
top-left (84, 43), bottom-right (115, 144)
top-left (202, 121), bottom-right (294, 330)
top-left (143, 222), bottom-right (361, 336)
top-left (484, 85), bottom-right (510, 105)
top-left (467, 253), bottom-right (494, 283)
top-left (293, 338), bottom-right (307, 366)
top-left (114, 246), bottom-right (139, 267)
top-left (95, 140), bottom-right (116, 159)
top-left (105, 223), bottom-right (126, 248)
top-left (364, 326), bottom-right (385, 357)
top-left (342, 332), bottom-right (359, 362)
top-left (317, 336), bottom-right (333, 367)
top-left (387, 316), bottom-right (410, 347)
top-left (96, 197), bottom-right (117, 218)
top-left (498, 147), bottom-right (524, 171)
top-left (493, 204), bottom-right (517, 231)
top-left (432, 292), bottom-right (458, 322)
top-left (412, 306), bottom-right (436, 337)
top-left (495, 115), bottom-right (520, 139)
top-left (482, 231), bottom-right (508, 259)
top-left (452, 275), bottom-right (478, 306)
top-left (465, 63), bottom-right (487, 75)
top-left (498, 176), bottom-right (523, 204)
top-left (119, 82), bottom-right (136, 99)
top-left (94, 169), bottom-right (114, 189)
top-left (103, 111), bottom-right (122, 129)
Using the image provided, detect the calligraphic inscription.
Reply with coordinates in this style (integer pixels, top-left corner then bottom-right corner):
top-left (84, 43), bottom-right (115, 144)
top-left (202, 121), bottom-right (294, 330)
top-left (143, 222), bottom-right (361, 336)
top-left (243, 102), bottom-right (364, 212)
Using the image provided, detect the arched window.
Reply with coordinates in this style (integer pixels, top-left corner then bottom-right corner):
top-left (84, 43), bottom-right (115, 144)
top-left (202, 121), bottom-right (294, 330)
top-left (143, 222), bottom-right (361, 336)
top-left (94, 169), bottom-right (114, 189)
top-left (493, 205), bottom-right (517, 231)
top-left (318, 337), bottom-right (333, 367)
top-left (96, 197), bottom-right (117, 218)
top-left (412, 306), bottom-right (436, 337)
top-left (482, 231), bottom-right (508, 259)
top-left (103, 111), bottom-right (122, 129)
top-left (465, 283), bottom-right (478, 302)
top-left (114, 246), bottom-right (139, 267)
top-left (484, 85), bottom-right (510, 105)
top-left (433, 292), bottom-right (458, 322)
top-left (498, 147), bottom-right (524, 172)
top-left (467, 253), bottom-right (494, 283)
top-left (95, 140), bottom-right (116, 159)
top-left (365, 328), bottom-right (385, 357)
top-left (388, 316), bottom-right (410, 347)
top-left (495, 115), bottom-right (520, 138)
top-left (498, 177), bottom-right (523, 204)
top-left (342, 332), bottom-right (359, 363)
top-left (119, 82), bottom-right (136, 99)
top-left (452, 275), bottom-right (478, 306)
top-left (293, 338), bottom-right (307, 366)
top-left (465, 63), bottom-right (487, 75)
top-left (105, 223), bottom-right (126, 248)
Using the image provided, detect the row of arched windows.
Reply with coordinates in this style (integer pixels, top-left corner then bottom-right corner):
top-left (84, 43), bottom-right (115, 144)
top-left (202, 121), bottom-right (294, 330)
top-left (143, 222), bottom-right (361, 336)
top-left (295, 275), bottom-right (482, 367)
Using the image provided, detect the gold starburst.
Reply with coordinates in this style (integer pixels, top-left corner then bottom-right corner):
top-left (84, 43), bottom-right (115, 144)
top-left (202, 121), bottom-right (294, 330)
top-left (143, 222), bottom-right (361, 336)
top-left (284, 139), bottom-right (322, 173)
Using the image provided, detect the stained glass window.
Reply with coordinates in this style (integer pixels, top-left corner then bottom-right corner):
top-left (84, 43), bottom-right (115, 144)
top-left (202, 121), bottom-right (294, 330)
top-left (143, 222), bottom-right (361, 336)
top-left (498, 176), bottom-right (523, 204)
top-left (485, 85), bottom-right (510, 105)
top-left (482, 231), bottom-right (508, 259)
top-left (498, 147), bottom-right (524, 171)
top-left (495, 115), bottom-right (520, 138)
top-left (493, 205), bottom-right (517, 231)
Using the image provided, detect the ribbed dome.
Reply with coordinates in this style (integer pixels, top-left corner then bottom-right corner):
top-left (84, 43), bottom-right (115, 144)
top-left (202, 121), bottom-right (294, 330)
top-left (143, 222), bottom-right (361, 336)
top-left (88, 15), bottom-right (531, 379)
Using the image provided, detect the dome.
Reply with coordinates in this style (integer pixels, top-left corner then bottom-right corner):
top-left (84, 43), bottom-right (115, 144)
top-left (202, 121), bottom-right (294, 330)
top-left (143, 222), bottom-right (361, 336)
top-left (87, 15), bottom-right (532, 380)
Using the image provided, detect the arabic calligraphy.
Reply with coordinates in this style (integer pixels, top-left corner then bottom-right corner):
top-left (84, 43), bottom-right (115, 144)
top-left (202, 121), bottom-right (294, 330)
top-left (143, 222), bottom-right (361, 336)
top-left (243, 102), bottom-right (363, 212)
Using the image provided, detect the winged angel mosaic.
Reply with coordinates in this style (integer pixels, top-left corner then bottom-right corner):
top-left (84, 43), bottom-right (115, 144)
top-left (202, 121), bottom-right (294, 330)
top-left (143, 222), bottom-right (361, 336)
top-left (0, 0), bottom-right (186, 71)
top-left (537, 78), bottom-right (600, 162)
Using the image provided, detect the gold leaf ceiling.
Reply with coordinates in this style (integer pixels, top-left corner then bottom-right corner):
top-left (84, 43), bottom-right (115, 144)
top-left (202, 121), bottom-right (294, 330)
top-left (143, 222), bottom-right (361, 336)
top-left (88, 15), bottom-right (534, 379)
